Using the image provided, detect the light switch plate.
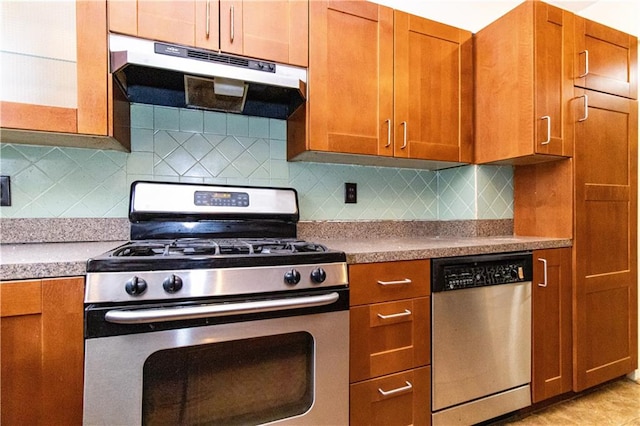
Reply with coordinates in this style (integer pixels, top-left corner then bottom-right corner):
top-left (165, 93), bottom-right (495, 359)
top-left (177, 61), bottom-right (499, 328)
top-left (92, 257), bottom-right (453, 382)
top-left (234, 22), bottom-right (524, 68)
top-left (1, 176), bottom-right (11, 206)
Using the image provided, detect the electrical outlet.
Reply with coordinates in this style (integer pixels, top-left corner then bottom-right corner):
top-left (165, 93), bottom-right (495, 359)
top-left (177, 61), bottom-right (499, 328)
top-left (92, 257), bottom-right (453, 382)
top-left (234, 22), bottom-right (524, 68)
top-left (1, 176), bottom-right (11, 207)
top-left (345, 182), bottom-right (357, 204)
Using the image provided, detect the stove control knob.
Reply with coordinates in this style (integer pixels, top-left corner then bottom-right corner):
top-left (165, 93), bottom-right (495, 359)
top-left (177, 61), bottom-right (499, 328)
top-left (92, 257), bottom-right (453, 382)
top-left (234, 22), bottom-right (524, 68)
top-left (163, 274), bottom-right (183, 293)
top-left (284, 269), bottom-right (301, 285)
top-left (310, 268), bottom-right (327, 284)
top-left (125, 276), bottom-right (147, 296)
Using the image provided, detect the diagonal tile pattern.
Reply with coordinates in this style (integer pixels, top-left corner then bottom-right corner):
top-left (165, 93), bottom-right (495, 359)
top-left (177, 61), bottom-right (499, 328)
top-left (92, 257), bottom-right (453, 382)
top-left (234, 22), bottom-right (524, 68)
top-left (0, 105), bottom-right (513, 220)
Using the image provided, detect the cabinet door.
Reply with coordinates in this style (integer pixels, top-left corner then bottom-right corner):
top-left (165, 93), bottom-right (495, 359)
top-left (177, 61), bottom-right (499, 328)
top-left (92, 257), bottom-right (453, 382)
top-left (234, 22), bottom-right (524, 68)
top-left (110, 1), bottom-right (306, 65)
top-left (307, 0), bottom-right (394, 156)
top-left (110, 1), bottom-right (218, 50)
top-left (532, 248), bottom-right (572, 403)
top-left (1, 277), bottom-right (84, 425)
top-left (534, 2), bottom-right (574, 157)
top-left (394, 11), bottom-right (472, 163)
top-left (350, 366), bottom-right (431, 426)
top-left (220, 1), bottom-right (308, 67)
top-left (1, 1), bottom-right (108, 137)
top-left (573, 88), bottom-right (638, 391)
top-left (475, 1), bottom-right (573, 164)
top-left (574, 17), bottom-right (638, 100)
top-left (350, 297), bottom-right (430, 382)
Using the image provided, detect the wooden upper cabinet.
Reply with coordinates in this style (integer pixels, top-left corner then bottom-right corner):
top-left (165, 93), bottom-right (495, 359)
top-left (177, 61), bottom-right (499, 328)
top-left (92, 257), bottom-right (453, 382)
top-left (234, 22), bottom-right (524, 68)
top-left (0, 1), bottom-right (126, 150)
top-left (109, 0), bottom-right (308, 66)
top-left (475, 1), bottom-right (574, 164)
top-left (574, 16), bottom-right (638, 99)
top-left (289, 0), bottom-right (471, 167)
top-left (394, 12), bottom-right (472, 163)
top-left (532, 248), bottom-right (572, 403)
top-left (304, 1), bottom-right (394, 157)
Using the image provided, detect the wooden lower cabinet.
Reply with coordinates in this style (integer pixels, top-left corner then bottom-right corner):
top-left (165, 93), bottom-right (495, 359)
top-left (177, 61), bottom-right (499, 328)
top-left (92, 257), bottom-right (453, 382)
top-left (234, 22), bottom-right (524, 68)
top-left (532, 248), bottom-right (572, 403)
top-left (350, 366), bottom-right (431, 426)
top-left (516, 87), bottom-right (638, 394)
top-left (350, 297), bottom-right (430, 383)
top-left (349, 259), bottom-right (431, 425)
top-left (0, 277), bottom-right (84, 425)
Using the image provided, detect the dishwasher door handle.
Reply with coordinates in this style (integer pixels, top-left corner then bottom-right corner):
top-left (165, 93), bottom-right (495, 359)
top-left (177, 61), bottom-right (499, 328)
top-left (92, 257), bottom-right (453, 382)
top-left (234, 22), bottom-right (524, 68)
top-left (105, 292), bottom-right (340, 324)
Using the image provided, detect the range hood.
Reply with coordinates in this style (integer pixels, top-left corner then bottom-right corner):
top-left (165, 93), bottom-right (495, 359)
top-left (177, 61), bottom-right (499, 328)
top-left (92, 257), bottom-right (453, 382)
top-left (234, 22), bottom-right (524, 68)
top-left (109, 34), bottom-right (307, 119)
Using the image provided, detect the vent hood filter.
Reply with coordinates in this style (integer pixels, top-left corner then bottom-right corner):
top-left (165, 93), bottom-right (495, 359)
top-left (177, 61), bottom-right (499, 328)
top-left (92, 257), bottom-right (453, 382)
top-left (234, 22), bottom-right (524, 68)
top-left (185, 76), bottom-right (248, 113)
top-left (109, 34), bottom-right (307, 119)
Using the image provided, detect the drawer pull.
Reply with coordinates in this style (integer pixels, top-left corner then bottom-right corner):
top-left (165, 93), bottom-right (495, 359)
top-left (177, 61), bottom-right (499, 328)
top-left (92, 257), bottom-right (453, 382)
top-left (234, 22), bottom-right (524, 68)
top-left (378, 381), bottom-right (413, 397)
top-left (377, 309), bottom-right (412, 320)
top-left (377, 278), bottom-right (412, 286)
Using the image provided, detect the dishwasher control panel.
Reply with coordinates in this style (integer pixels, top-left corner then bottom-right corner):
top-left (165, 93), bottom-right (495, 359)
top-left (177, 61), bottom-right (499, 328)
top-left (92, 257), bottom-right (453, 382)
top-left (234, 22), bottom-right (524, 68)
top-left (431, 252), bottom-right (533, 292)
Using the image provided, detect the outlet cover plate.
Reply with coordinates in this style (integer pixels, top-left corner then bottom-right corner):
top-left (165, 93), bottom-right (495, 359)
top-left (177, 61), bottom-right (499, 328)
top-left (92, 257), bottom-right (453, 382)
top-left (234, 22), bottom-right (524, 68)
top-left (1, 176), bottom-right (11, 206)
top-left (345, 182), bottom-right (357, 204)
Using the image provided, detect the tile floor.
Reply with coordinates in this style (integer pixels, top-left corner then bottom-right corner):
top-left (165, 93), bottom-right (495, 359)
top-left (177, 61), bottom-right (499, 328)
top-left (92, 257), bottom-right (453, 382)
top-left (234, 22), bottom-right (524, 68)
top-left (499, 378), bottom-right (640, 425)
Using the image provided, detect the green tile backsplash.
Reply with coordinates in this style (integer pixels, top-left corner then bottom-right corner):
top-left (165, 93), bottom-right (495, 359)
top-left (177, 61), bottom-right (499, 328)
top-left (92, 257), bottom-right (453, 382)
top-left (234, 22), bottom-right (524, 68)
top-left (0, 105), bottom-right (513, 220)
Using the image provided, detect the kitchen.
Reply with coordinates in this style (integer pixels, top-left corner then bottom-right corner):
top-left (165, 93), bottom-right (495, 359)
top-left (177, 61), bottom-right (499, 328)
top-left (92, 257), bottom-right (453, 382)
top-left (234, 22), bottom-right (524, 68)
top-left (0, 0), bottom-right (638, 425)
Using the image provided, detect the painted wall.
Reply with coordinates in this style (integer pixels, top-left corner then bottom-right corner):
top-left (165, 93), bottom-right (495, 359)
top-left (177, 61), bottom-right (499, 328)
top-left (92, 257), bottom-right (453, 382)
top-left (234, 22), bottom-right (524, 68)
top-left (0, 104), bottom-right (513, 221)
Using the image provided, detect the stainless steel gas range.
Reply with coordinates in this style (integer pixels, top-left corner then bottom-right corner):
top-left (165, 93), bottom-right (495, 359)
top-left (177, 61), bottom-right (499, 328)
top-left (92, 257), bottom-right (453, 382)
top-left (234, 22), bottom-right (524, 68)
top-left (83, 181), bottom-right (349, 425)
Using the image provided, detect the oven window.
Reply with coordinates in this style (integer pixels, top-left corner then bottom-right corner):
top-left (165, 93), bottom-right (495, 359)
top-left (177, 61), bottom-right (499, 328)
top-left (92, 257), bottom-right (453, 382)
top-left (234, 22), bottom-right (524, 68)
top-left (142, 332), bottom-right (314, 425)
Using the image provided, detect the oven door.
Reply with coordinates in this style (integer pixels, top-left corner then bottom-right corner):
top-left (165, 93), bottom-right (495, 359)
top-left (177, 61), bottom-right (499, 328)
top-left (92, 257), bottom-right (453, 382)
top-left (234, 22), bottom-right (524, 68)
top-left (83, 291), bottom-right (348, 425)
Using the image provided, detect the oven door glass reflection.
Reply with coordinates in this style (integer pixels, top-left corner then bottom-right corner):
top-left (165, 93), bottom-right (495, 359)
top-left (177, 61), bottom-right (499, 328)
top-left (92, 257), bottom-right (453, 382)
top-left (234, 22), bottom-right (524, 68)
top-left (142, 332), bottom-right (314, 425)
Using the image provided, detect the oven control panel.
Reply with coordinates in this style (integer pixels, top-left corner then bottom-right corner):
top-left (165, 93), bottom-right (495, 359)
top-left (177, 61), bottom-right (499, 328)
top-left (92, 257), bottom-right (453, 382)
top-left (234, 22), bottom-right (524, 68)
top-left (194, 191), bottom-right (249, 207)
top-left (432, 252), bottom-right (533, 292)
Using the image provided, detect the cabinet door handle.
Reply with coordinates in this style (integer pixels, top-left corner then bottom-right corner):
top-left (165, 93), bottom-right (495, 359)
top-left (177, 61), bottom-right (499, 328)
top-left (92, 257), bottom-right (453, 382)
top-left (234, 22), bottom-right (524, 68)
top-left (230, 5), bottom-right (235, 43)
top-left (377, 309), bottom-right (412, 320)
top-left (377, 278), bottom-right (412, 286)
top-left (538, 258), bottom-right (548, 287)
top-left (206, 0), bottom-right (211, 38)
top-left (400, 121), bottom-right (408, 149)
top-left (385, 119), bottom-right (392, 147)
top-left (378, 381), bottom-right (413, 397)
top-left (578, 50), bottom-right (589, 78)
top-left (578, 94), bottom-right (589, 122)
top-left (541, 116), bottom-right (551, 145)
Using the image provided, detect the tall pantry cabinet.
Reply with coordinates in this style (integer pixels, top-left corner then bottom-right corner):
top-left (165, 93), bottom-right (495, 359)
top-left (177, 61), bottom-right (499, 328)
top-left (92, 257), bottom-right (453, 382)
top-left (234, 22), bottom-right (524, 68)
top-left (508, 7), bottom-right (638, 395)
top-left (477, 0), bottom-right (638, 399)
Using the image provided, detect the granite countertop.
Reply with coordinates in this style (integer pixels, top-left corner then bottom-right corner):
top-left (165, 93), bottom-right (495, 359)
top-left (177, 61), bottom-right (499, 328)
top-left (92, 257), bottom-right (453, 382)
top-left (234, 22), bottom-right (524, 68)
top-left (315, 236), bottom-right (572, 264)
top-left (0, 236), bottom-right (571, 281)
top-left (0, 241), bottom-right (127, 281)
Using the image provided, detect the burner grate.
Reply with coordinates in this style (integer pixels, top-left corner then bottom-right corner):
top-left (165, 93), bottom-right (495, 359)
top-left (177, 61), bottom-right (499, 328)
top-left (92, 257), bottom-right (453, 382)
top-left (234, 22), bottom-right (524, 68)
top-left (110, 238), bottom-right (328, 258)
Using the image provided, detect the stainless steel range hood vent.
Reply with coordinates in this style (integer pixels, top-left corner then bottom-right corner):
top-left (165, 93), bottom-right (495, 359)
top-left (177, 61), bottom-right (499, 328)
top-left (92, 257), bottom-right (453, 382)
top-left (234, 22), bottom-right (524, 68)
top-left (109, 34), bottom-right (307, 119)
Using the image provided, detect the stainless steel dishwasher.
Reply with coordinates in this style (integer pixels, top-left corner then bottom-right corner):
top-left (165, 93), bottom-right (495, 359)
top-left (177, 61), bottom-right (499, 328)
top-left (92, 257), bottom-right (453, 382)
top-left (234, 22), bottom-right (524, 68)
top-left (431, 252), bottom-right (533, 426)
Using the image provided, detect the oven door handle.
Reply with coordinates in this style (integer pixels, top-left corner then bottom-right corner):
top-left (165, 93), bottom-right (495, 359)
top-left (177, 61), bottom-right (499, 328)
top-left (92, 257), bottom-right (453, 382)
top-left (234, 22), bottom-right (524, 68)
top-left (104, 292), bottom-right (341, 324)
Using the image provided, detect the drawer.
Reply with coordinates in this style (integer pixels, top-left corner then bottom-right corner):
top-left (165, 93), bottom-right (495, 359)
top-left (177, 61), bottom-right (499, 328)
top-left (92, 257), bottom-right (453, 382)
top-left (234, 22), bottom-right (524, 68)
top-left (350, 296), bottom-right (430, 382)
top-left (349, 260), bottom-right (430, 306)
top-left (350, 366), bottom-right (431, 426)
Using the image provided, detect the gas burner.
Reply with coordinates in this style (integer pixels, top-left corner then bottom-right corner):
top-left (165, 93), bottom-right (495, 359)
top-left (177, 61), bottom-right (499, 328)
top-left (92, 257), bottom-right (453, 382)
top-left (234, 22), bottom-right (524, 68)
top-left (111, 238), bottom-right (329, 258)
